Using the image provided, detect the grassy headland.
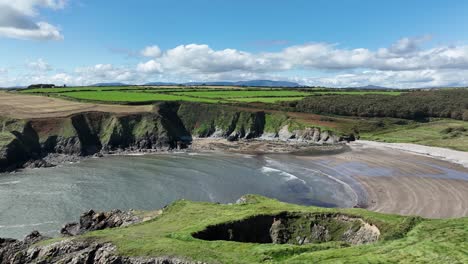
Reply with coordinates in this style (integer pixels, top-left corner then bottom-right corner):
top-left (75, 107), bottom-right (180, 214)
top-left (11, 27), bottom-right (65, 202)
top-left (39, 195), bottom-right (467, 263)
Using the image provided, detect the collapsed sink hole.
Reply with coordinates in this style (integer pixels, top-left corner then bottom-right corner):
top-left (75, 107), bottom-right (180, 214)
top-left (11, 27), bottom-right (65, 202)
top-left (192, 212), bottom-right (380, 245)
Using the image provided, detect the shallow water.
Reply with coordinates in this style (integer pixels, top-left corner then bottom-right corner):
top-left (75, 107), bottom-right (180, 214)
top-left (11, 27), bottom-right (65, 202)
top-left (0, 152), bottom-right (358, 239)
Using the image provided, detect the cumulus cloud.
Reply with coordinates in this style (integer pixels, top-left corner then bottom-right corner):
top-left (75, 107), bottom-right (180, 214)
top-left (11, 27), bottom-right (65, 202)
top-left (27, 58), bottom-right (52, 71)
top-left (0, 0), bottom-right (66, 40)
top-left (134, 39), bottom-right (468, 76)
top-left (4, 37), bottom-right (468, 88)
top-left (137, 60), bottom-right (163, 73)
top-left (141, 45), bottom-right (162, 57)
top-left (157, 44), bottom-right (276, 74)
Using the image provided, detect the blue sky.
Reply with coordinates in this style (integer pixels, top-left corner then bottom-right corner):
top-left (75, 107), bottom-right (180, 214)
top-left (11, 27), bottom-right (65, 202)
top-left (1, 0), bottom-right (468, 87)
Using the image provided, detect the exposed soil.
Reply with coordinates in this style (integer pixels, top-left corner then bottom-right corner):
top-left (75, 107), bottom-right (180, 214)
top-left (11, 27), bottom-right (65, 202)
top-left (0, 91), bottom-right (152, 119)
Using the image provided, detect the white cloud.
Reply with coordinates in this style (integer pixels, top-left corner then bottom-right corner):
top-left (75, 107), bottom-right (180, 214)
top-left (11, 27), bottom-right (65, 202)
top-left (0, 0), bottom-right (66, 40)
top-left (0, 0), bottom-right (67, 16)
top-left (141, 45), bottom-right (162, 57)
top-left (157, 44), bottom-right (274, 74)
top-left (0, 21), bottom-right (62, 40)
top-left (27, 58), bottom-right (52, 71)
top-left (137, 60), bottom-right (163, 73)
top-left (3, 37), bottom-right (468, 88)
top-left (136, 39), bottom-right (468, 76)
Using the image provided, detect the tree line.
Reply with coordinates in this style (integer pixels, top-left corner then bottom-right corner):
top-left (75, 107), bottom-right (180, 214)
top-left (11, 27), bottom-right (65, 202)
top-left (283, 89), bottom-right (468, 121)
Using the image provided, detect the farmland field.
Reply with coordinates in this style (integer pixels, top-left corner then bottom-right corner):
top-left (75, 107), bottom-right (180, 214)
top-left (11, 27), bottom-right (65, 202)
top-left (16, 86), bottom-right (407, 105)
top-left (313, 90), bottom-right (402, 96)
top-left (228, 96), bottom-right (305, 103)
top-left (170, 90), bottom-right (309, 98)
top-left (59, 91), bottom-right (223, 103)
top-left (20, 86), bottom-right (143, 93)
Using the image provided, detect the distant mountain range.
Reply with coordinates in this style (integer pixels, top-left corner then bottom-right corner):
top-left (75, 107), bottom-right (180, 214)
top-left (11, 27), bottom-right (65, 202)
top-left (92, 82), bottom-right (130, 87)
top-left (344, 85), bottom-right (391, 89)
top-left (144, 82), bottom-right (179, 86)
top-left (144, 80), bottom-right (303, 87)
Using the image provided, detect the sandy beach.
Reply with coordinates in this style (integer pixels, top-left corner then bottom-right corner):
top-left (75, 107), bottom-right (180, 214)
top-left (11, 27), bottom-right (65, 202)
top-left (297, 142), bottom-right (468, 218)
top-left (190, 138), bottom-right (468, 218)
top-left (355, 140), bottom-right (468, 168)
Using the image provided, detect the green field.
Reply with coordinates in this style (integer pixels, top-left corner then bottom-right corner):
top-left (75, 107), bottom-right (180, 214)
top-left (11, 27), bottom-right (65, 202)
top-left (20, 86), bottom-right (313, 104)
top-left (312, 90), bottom-right (403, 96)
top-left (40, 195), bottom-right (467, 263)
top-left (228, 97), bottom-right (306, 103)
top-left (20, 86), bottom-right (145, 93)
top-left (171, 90), bottom-right (309, 98)
top-left (20, 86), bottom-right (403, 105)
top-left (59, 91), bottom-right (223, 103)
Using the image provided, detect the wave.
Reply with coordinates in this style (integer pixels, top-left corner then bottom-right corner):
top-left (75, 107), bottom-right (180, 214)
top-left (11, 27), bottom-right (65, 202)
top-left (0, 180), bottom-right (21, 185)
top-left (261, 166), bottom-right (307, 184)
top-left (265, 158), bottom-right (360, 206)
top-left (299, 166), bottom-right (359, 206)
top-left (0, 221), bottom-right (57, 229)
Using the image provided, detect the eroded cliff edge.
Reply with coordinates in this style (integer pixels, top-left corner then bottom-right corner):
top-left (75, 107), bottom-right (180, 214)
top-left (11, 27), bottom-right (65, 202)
top-left (0, 102), bottom-right (353, 172)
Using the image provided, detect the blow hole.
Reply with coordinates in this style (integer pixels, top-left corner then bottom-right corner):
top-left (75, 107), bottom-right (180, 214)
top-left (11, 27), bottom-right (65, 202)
top-left (192, 212), bottom-right (380, 245)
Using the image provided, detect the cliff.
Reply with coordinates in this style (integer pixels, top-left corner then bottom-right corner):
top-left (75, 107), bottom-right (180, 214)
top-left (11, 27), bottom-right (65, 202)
top-left (0, 102), bottom-right (351, 172)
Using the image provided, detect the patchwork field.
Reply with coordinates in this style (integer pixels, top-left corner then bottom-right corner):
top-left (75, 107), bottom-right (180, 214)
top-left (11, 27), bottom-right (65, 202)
top-left (19, 86), bottom-right (404, 105)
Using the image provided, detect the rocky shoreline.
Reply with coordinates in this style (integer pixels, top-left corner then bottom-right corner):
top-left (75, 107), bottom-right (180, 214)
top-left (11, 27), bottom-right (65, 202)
top-left (0, 209), bottom-right (203, 264)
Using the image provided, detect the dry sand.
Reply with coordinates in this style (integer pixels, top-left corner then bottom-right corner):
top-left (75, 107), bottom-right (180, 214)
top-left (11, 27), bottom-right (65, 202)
top-left (0, 91), bottom-right (152, 119)
top-left (355, 140), bottom-right (468, 168)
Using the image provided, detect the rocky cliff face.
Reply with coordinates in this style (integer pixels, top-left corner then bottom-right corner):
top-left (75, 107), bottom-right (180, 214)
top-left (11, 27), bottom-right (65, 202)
top-left (0, 102), bottom-right (352, 172)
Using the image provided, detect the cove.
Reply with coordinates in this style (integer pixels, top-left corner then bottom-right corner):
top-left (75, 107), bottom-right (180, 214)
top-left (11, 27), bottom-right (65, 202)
top-left (0, 152), bottom-right (358, 239)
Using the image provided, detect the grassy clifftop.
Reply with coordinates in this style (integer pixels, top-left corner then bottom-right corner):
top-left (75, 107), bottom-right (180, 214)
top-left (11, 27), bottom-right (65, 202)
top-left (45, 195), bottom-right (467, 263)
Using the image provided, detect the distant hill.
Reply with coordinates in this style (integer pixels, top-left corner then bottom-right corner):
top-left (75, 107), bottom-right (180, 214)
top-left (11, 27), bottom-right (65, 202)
top-left (182, 80), bottom-right (302, 87)
top-left (95, 80), bottom-right (303, 87)
top-left (346, 85), bottom-right (391, 89)
top-left (93, 82), bottom-right (129, 87)
top-left (144, 82), bottom-right (179, 86)
top-left (234, 80), bottom-right (302, 87)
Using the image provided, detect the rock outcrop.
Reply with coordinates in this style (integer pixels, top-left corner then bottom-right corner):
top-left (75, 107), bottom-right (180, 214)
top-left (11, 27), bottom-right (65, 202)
top-left (61, 209), bottom-right (141, 236)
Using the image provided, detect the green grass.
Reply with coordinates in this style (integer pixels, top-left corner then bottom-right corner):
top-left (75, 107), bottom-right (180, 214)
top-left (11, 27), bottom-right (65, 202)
top-left (171, 90), bottom-right (309, 98)
top-left (360, 119), bottom-right (468, 151)
top-left (229, 97), bottom-right (305, 103)
top-left (38, 195), bottom-right (466, 263)
top-left (58, 91), bottom-right (224, 104)
top-left (19, 86), bottom-right (146, 93)
top-left (0, 132), bottom-right (15, 149)
top-left (311, 91), bottom-right (403, 96)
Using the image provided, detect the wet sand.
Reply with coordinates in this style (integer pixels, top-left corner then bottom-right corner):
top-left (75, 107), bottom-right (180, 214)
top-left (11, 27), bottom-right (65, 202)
top-left (298, 143), bottom-right (468, 218)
